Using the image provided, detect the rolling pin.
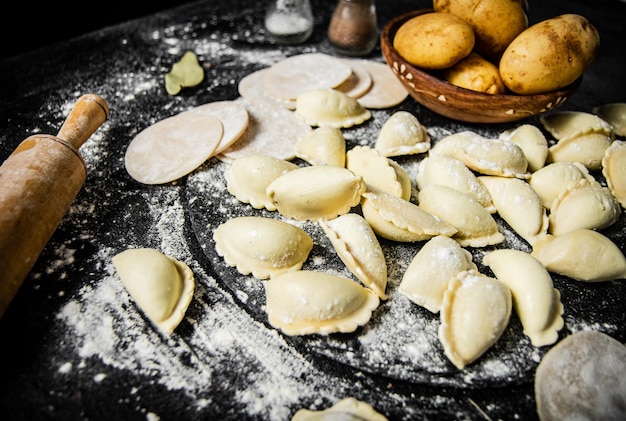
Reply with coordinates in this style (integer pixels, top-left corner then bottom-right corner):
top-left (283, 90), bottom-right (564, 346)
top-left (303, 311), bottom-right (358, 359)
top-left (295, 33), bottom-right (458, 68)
top-left (0, 94), bottom-right (109, 318)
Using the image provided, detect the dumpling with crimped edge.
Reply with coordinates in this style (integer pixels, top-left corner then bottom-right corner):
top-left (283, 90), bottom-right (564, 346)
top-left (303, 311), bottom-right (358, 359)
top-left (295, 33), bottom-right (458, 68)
top-left (320, 213), bottom-right (388, 299)
top-left (224, 154), bottom-right (299, 211)
top-left (593, 102), bottom-right (626, 136)
top-left (360, 189), bottom-right (457, 242)
top-left (294, 88), bottom-right (371, 128)
top-left (498, 124), bottom-right (548, 172)
top-left (430, 130), bottom-right (529, 179)
top-left (478, 175), bottom-right (549, 246)
top-left (438, 269), bottom-right (512, 370)
top-left (294, 126), bottom-right (346, 167)
top-left (112, 248), bottom-right (195, 335)
top-left (602, 140), bottom-right (626, 208)
top-left (540, 110), bottom-right (615, 141)
top-left (417, 184), bottom-right (504, 248)
top-left (264, 270), bottom-right (380, 336)
top-left (529, 161), bottom-right (594, 209)
top-left (346, 145), bottom-right (411, 200)
top-left (374, 110), bottom-right (431, 157)
top-left (483, 249), bottom-right (564, 347)
top-left (213, 216), bottom-right (313, 280)
top-left (547, 132), bottom-right (613, 171)
top-left (266, 165), bottom-right (366, 221)
top-left (399, 235), bottom-right (477, 313)
top-left (531, 229), bottom-right (626, 282)
top-left (416, 154), bottom-right (495, 213)
top-left (292, 397), bottom-right (389, 421)
top-left (548, 178), bottom-right (621, 235)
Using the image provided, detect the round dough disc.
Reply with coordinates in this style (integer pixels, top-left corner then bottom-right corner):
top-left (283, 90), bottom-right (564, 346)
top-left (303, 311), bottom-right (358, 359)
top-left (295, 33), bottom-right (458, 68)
top-left (336, 59), bottom-right (374, 99)
top-left (218, 98), bottom-right (312, 162)
top-left (185, 100), bottom-right (250, 154)
top-left (535, 330), bottom-right (626, 421)
top-left (355, 60), bottom-right (409, 109)
top-left (125, 112), bottom-right (224, 185)
top-left (262, 52), bottom-right (353, 101)
top-left (238, 68), bottom-right (296, 110)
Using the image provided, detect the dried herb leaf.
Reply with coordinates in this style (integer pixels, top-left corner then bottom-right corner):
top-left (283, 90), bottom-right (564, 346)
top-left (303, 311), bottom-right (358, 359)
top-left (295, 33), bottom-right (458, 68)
top-left (165, 51), bottom-right (204, 95)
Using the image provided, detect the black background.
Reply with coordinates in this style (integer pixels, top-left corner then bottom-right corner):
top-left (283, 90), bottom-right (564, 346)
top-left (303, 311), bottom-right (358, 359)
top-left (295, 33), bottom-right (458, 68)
top-left (3, 1), bottom-right (197, 59)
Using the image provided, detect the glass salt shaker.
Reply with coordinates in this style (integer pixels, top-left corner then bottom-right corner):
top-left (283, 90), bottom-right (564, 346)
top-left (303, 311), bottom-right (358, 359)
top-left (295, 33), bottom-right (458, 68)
top-left (265, 0), bottom-right (314, 45)
top-left (328, 0), bottom-right (378, 56)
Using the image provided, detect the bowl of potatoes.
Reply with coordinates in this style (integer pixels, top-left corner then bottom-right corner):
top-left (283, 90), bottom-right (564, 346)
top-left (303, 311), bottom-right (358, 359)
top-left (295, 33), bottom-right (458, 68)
top-left (381, 5), bottom-right (599, 123)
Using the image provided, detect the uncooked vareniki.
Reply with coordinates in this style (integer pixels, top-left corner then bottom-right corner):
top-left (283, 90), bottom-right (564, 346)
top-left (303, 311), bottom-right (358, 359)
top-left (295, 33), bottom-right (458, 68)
top-left (112, 248), bottom-right (195, 334)
top-left (213, 216), bottom-right (313, 279)
top-left (439, 269), bottom-right (512, 369)
top-left (483, 249), bottom-right (564, 347)
top-left (320, 213), bottom-right (388, 299)
top-left (399, 235), bottom-right (477, 313)
top-left (264, 270), bottom-right (380, 335)
top-left (531, 229), bottom-right (626, 282)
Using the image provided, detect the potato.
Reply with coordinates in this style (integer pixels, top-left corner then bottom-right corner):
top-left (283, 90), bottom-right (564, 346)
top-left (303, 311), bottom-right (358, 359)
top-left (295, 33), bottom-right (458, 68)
top-left (433, 0), bottom-right (528, 60)
top-left (499, 14), bottom-right (600, 95)
top-left (441, 52), bottom-right (506, 94)
top-left (393, 12), bottom-right (474, 70)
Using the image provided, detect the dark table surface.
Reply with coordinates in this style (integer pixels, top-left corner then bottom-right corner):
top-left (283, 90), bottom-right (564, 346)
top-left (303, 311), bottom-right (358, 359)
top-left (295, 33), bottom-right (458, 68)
top-left (1, 1), bottom-right (625, 420)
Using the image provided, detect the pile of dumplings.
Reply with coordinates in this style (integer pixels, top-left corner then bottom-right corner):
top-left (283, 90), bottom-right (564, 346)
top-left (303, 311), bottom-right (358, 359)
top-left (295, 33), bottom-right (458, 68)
top-left (214, 101), bottom-right (626, 371)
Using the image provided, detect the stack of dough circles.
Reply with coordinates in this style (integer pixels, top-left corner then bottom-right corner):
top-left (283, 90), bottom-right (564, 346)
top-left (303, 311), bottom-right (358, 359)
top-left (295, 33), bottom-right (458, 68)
top-left (125, 100), bottom-right (249, 184)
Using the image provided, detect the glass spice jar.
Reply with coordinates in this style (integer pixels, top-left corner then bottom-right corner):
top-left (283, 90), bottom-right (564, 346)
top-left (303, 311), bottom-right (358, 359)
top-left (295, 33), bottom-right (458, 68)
top-left (327, 0), bottom-right (378, 56)
top-left (264, 0), bottom-right (314, 45)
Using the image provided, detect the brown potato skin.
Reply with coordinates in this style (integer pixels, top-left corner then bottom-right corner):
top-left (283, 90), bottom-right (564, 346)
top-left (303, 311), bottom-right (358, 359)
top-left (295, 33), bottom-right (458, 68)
top-left (441, 52), bottom-right (506, 94)
top-left (393, 12), bottom-right (475, 70)
top-left (499, 14), bottom-right (600, 95)
top-left (433, 0), bottom-right (528, 60)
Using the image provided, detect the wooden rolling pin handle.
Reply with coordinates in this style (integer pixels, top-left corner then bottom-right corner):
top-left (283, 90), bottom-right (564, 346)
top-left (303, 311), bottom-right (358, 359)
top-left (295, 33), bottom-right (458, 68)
top-left (57, 94), bottom-right (110, 149)
top-left (0, 94), bottom-right (109, 318)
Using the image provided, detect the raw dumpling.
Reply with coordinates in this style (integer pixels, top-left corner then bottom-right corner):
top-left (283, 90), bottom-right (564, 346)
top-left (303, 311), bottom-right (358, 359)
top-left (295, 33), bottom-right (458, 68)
top-left (531, 229), bottom-right (626, 282)
top-left (360, 190), bottom-right (457, 242)
top-left (292, 397), bottom-right (388, 421)
top-left (430, 131), bottom-right (529, 179)
top-left (499, 124), bottom-right (548, 172)
top-left (439, 269), bottom-right (512, 369)
top-left (593, 102), bottom-right (626, 136)
top-left (483, 249), bottom-right (564, 347)
top-left (548, 178), bottom-right (621, 235)
top-left (535, 330), bottom-right (626, 421)
top-left (294, 126), bottom-right (346, 167)
top-left (399, 235), bottom-right (477, 313)
top-left (295, 88), bottom-right (371, 128)
top-left (478, 175), bottom-right (549, 245)
top-left (266, 165), bottom-right (366, 221)
top-left (374, 111), bottom-right (431, 157)
top-left (528, 161), bottom-right (594, 209)
top-left (320, 213), bottom-right (388, 299)
top-left (213, 216), bottom-right (313, 279)
top-left (540, 110), bottom-right (614, 141)
top-left (224, 154), bottom-right (299, 210)
top-left (346, 145), bottom-right (411, 200)
top-left (112, 248), bottom-right (195, 334)
top-left (602, 140), bottom-right (626, 208)
top-left (416, 154), bottom-right (495, 213)
top-left (417, 184), bottom-right (504, 247)
top-left (264, 270), bottom-right (380, 335)
top-left (547, 132), bottom-right (613, 171)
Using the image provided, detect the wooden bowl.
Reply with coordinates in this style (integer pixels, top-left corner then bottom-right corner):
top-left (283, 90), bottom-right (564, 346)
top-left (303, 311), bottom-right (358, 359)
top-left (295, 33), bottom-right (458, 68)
top-left (380, 10), bottom-right (581, 124)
